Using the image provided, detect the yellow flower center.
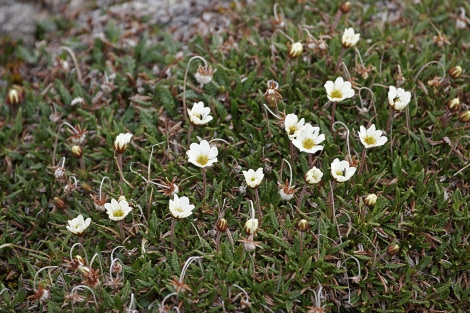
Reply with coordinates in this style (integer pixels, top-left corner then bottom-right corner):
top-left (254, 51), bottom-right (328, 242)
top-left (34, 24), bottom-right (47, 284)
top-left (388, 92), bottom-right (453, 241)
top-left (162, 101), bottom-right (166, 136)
top-left (175, 206), bottom-right (183, 213)
top-left (192, 113), bottom-right (201, 119)
top-left (364, 136), bottom-right (376, 145)
top-left (197, 155), bottom-right (209, 166)
top-left (302, 138), bottom-right (315, 150)
top-left (336, 170), bottom-right (344, 177)
top-left (250, 177), bottom-right (256, 182)
top-left (113, 209), bottom-right (124, 217)
top-left (330, 89), bottom-right (343, 99)
top-left (288, 126), bottom-right (297, 136)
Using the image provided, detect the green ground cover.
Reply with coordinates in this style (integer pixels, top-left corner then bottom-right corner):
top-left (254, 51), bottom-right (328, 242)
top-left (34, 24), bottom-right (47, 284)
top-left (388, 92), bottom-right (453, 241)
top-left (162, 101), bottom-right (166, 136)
top-left (1, 0), bottom-right (470, 312)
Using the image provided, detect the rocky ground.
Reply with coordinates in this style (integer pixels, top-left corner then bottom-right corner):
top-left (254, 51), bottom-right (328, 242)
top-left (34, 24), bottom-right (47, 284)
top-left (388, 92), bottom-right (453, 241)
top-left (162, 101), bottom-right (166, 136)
top-left (0, 0), bottom-right (237, 46)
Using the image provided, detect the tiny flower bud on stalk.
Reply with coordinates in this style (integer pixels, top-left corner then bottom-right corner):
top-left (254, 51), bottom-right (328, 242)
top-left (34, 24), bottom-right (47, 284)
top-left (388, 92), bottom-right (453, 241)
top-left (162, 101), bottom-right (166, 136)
top-left (297, 219), bottom-right (309, 257)
top-left (459, 110), bottom-right (470, 122)
top-left (448, 66), bottom-right (462, 79)
top-left (447, 98), bottom-right (460, 111)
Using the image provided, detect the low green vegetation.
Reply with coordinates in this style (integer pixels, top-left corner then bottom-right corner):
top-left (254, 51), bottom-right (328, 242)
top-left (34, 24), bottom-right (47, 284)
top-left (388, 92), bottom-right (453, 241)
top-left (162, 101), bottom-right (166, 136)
top-left (1, 0), bottom-right (469, 312)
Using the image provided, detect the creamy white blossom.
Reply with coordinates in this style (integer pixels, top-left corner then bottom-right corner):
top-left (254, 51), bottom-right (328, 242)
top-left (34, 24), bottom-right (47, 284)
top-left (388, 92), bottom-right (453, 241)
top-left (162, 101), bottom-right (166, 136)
top-left (244, 218), bottom-right (259, 234)
top-left (388, 86), bottom-right (411, 111)
top-left (66, 214), bottom-right (91, 235)
top-left (341, 27), bottom-right (360, 48)
top-left (305, 166), bottom-right (323, 184)
top-left (114, 133), bottom-right (133, 153)
top-left (169, 195), bottom-right (195, 219)
top-left (331, 158), bottom-right (356, 183)
top-left (291, 123), bottom-right (325, 154)
top-left (358, 124), bottom-right (388, 148)
top-left (104, 198), bottom-right (132, 221)
top-left (186, 140), bottom-right (218, 168)
top-left (243, 168), bottom-right (264, 188)
top-left (284, 113), bottom-right (305, 139)
top-left (188, 101), bottom-right (213, 125)
top-left (324, 77), bottom-right (355, 102)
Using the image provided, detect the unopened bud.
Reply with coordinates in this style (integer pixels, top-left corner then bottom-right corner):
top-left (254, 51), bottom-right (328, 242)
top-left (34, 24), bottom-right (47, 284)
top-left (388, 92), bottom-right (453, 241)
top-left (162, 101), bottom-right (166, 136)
top-left (244, 218), bottom-right (258, 235)
top-left (288, 42), bottom-right (303, 58)
top-left (339, 1), bottom-right (352, 14)
top-left (54, 196), bottom-right (66, 210)
top-left (447, 98), bottom-right (460, 111)
top-left (364, 194), bottom-right (377, 206)
top-left (296, 219), bottom-right (309, 232)
top-left (459, 110), bottom-right (470, 123)
top-left (71, 145), bottom-right (83, 159)
top-left (387, 243), bottom-right (400, 256)
top-left (216, 218), bottom-right (228, 232)
top-left (6, 85), bottom-right (24, 106)
top-left (448, 66), bottom-right (462, 79)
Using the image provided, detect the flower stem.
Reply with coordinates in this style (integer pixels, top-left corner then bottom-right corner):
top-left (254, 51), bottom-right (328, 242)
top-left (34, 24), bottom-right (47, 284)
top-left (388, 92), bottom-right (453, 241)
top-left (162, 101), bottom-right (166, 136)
top-left (296, 184), bottom-right (308, 212)
top-left (187, 124), bottom-right (193, 148)
top-left (335, 47), bottom-right (346, 72)
top-left (330, 101), bottom-right (337, 130)
top-left (215, 232), bottom-right (221, 253)
top-left (254, 188), bottom-right (262, 220)
top-left (386, 109), bottom-right (394, 133)
top-left (170, 218), bottom-right (176, 249)
top-left (114, 153), bottom-right (134, 188)
top-left (359, 148), bottom-right (367, 175)
top-left (299, 231), bottom-right (304, 258)
top-left (119, 221), bottom-right (124, 241)
top-left (202, 167), bottom-right (207, 199)
top-left (289, 140), bottom-right (295, 163)
top-left (183, 56), bottom-right (208, 123)
top-left (329, 181), bottom-right (343, 244)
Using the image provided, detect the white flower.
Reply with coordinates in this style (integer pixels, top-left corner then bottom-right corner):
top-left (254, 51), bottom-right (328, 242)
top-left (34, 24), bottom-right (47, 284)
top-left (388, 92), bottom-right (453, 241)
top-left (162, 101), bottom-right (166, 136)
top-left (388, 86), bottom-right (411, 111)
top-left (104, 198), bottom-right (132, 221)
top-left (66, 214), bottom-right (91, 235)
top-left (284, 113), bottom-right (305, 139)
top-left (291, 123), bottom-right (325, 154)
top-left (324, 77), bottom-right (355, 102)
top-left (358, 124), bottom-right (388, 148)
top-left (243, 168), bottom-right (264, 188)
top-left (331, 158), bottom-right (356, 183)
top-left (186, 140), bottom-right (218, 168)
top-left (244, 218), bottom-right (259, 234)
top-left (114, 133), bottom-right (133, 153)
top-left (188, 101), bottom-right (213, 125)
top-left (305, 166), bottom-right (323, 184)
top-left (169, 194), bottom-right (195, 219)
top-left (341, 27), bottom-right (360, 48)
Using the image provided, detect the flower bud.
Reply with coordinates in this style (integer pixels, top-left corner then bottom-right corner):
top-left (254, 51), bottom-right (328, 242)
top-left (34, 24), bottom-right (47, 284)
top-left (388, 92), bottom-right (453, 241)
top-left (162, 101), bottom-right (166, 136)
top-left (296, 219), bottom-right (309, 232)
top-left (339, 1), bottom-right (352, 14)
top-left (288, 42), bottom-right (303, 58)
top-left (448, 66), bottom-right (462, 79)
top-left (447, 98), bottom-right (460, 111)
top-left (6, 85), bottom-right (24, 106)
top-left (71, 145), bottom-right (83, 159)
top-left (54, 196), bottom-right (66, 210)
top-left (364, 194), bottom-right (377, 206)
top-left (216, 218), bottom-right (228, 232)
top-left (459, 110), bottom-right (470, 123)
top-left (244, 218), bottom-right (258, 235)
top-left (387, 243), bottom-right (400, 256)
